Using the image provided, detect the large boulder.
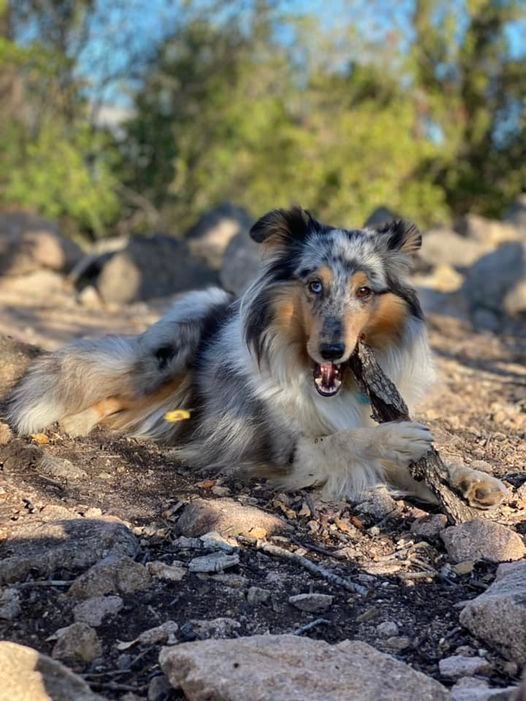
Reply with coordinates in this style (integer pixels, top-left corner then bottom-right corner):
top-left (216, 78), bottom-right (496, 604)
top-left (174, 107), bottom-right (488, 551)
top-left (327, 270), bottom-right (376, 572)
top-left (0, 641), bottom-right (106, 701)
top-left (364, 207), bottom-right (398, 227)
top-left (460, 560), bottom-right (526, 664)
top-left (420, 226), bottom-right (487, 270)
top-left (159, 634), bottom-right (449, 701)
top-left (462, 242), bottom-right (526, 318)
top-left (96, 235), bottom-right (218, 304)
top-left (455, 214), bottom-right (519, 246)
top-left (503, 194), bottom-right (526, 236)
top-left (220, 231), bottom-right (262, 296)
top-left (0, 212), bottom-right (82, 277)
top-left (187, 204), bottom-right (252, 270)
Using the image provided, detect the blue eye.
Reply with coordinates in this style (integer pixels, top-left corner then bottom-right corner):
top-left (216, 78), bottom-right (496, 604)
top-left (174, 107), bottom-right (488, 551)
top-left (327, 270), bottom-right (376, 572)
top-left (308, 280), bottom-right (323, 294)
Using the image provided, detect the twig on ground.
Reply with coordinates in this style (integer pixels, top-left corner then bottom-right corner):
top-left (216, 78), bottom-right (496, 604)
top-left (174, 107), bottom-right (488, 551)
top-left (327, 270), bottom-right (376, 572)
top-left (256, 541), bottom-right (367, 595)
top-left (293, 618), bottom-right (330, 636)
top-left (14, 580), bottom-right (74, 588)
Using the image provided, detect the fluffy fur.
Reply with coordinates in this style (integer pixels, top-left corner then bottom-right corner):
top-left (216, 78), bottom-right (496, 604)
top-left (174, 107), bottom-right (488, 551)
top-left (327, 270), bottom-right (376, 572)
top-left (8, 207), bottom-right (507, 505)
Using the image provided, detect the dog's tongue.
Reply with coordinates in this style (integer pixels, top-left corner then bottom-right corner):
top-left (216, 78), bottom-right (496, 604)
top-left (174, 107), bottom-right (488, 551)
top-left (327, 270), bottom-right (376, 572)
top-left (313, 362), bottom-right (343, 396)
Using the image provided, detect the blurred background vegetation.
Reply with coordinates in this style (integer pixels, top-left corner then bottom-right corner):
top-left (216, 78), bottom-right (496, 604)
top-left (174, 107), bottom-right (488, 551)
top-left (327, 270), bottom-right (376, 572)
top-left (1, 0), bottom-right (526, 240)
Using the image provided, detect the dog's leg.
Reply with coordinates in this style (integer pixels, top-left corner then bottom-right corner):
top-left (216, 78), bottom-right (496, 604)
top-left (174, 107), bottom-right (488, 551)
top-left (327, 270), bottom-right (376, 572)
top-left (285, 421), bottom-right (433, 500)
top-left (60, 398), bottom-right (124, 437)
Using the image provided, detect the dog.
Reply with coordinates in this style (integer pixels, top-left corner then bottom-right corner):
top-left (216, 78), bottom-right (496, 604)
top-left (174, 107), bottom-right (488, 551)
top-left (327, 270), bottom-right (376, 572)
top-left (8, 207), bottom-right (507, 508)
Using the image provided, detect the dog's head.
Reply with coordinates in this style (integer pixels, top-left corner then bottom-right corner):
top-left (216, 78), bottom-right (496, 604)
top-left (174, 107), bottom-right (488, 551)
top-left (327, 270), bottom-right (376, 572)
top-left (244, 206), bottom-right (423, 397)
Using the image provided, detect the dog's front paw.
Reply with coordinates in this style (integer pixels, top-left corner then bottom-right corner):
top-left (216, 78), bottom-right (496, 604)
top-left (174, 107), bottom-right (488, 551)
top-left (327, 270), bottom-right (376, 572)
top-left (449, 465), bottom-right (508, 509)
top-left (376, 421), bottom-right (433, 467)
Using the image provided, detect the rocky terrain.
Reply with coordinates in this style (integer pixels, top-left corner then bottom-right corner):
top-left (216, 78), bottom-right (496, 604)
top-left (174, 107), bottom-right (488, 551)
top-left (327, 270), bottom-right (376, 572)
top-left (0, 205), bottom-right (525, 701)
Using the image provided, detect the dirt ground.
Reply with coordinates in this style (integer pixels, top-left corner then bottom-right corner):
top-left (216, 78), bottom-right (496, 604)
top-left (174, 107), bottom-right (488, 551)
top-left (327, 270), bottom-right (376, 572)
top-left (0, 284), bottom-right (525, 700)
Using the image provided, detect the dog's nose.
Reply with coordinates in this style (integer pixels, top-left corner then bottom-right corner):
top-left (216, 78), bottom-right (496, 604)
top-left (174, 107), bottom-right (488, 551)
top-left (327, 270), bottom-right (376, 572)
top-left (320, 343), bottom-right (345, 361)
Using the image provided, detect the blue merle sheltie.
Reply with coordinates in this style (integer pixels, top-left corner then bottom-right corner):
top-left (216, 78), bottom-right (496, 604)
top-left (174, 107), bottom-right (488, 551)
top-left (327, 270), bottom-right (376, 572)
top-left (8, 207), bottom-right (506, 508)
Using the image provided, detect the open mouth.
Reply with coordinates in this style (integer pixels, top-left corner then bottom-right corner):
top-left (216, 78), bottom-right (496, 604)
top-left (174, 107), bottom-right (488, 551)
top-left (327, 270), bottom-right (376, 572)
top-left (313, 362), bottom-right (344, 397)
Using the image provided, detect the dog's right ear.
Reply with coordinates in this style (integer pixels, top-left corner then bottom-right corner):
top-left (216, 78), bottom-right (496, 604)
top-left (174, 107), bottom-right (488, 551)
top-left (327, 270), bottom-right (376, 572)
top-left (249, 207), bottom-right (317, 250)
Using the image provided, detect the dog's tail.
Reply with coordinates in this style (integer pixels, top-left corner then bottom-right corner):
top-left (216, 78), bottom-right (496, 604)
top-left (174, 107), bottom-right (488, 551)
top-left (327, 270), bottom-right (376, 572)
top-left (8, 287), bottom-right (232, 438)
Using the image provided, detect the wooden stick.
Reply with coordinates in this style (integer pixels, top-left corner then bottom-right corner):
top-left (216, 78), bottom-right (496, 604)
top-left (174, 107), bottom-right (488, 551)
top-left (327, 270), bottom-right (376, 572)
top-left (348, 341), bottom-right (481, 524)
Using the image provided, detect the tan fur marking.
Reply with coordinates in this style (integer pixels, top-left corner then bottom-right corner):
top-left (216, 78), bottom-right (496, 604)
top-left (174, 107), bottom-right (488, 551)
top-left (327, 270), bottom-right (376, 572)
top-left (269, 285), bottom-right (310, 366)
top-left (103, 376), bottom-right (186, 430)
top-left (363, 293), bottom-right (408, 348)
top-left (350, 271), bottom-right (369, 291)
top-left (317, 265), bottom-right (334, 289)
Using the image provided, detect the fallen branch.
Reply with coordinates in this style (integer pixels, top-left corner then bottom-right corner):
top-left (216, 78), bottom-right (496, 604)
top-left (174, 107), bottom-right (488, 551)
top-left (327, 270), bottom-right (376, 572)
top-left (256, 541), bottom-right (367, 595)
top-left (349, 341), bottom-right (482, 525)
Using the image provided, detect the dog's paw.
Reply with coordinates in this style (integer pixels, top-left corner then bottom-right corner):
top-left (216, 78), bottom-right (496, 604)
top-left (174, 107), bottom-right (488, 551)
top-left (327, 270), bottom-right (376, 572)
top-left (376, 421), bottom-right (433, 466)
top-left (450, 465), bottom-right (508, 509)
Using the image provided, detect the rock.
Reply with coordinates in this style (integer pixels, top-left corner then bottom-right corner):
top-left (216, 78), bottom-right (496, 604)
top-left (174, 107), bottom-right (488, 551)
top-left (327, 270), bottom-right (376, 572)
top-left (441, 519), bottom-right (525, 564)
top-left (67, 555), bottom-right (151, 599)
top-left (463, 242), bottom-right (526, 317)
top-left (416, 287), bottom-right (470, 321)
top-left (288, 593), bottom-right (334, 613)
top-left (52, 622), bottom-right (102, 663)
top-left (188, 552), bottom-right (240, 573)
top-left (364, 207), bottom-right (398, 227)
top-left (0, 641), bottom-right (106, 701)
top-left (504, 193), bottom-right (526, 236)
top-left (451, 679), bottom-right (519, 701)
top-left (0, 212), bottom-right (82, 276)
top-left (383, 636), bottom-right (411, 653)
top-left (38, 454), bottom-right (88, 481)
top-left (0, 587), bottom-right (21, 620)
top-left (73, 595), bottom-right (123, 627)
top-left (439, 655), bottom-right (492, 679)
top-left (459, 560), bottom-right (526, 664)
top-left (0, 511), bottom-right (139, 585)
top-left (247, 587), bottom-right (271, 605)
top-left (159, 635), bottom-right (449, 700)
top-left (411, 514), bottom-right (448, 539)
top-left (117, 621), bottom-right (179, 650)
top-left (355, 488), bottom-right (399, 519)
top-left (200, 531), bottom-right (238, 552)
top-left (176, 498), bottom-right (289, 538)
top-left (96, 235), bottom-right (217, 304)
top-left (472, 307), bottom-right (502, 333)
top-left (0, 335), bottom-right (42, 400)
top-left (147, 674), bottom-right (172, 701)
top-left (220, 231), bottom-right (262, 295)
top-left (0, 422), bottom-right (13, 445)
top-left (376, 621), bottom-right (399, 638)
top-left (187, 203), bottom-right (252, 270)
top-left (456, 215), bottom-right (519, 246)
top-left (420, 227), bottom-right (486, 269)
top-left (189, 617), bottom-right (241, 640)
top-left (146, 560), bottom-right (187, 582)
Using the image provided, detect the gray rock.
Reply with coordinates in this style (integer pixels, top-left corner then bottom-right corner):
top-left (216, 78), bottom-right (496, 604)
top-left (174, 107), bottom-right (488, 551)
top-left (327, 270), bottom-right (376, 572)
top-left (411, 514), bottom-right (448, 539)
top-left (383, 636), bottom-right (411, 653)
top-left (220, 231), bottom-right (262, 295)
top-left (247, 587), bottom-right (271, 605)
top-left (0, 641), bottom-right (107, 701)
top-left (439, 655), bottom-right (492, 679)
top-left (0, 510), bottom-right (139, 585)
top-left (0, 211), bottom-right (82, 276)
top-left (441, 519), bottom-right (525, 564)
top-left (376, 621), bottom-right (399, 638)
top-left (355, 488), bottom-right (399, 520)
top-left (188, 552), bottom-right (240, 573)
top-left (288, 593), bottom-right (334, 613)
top-left (0, 588), bottom-right (21, 620)
top-left (176, 498), bottom-right (289, 538)
top-left (0, 335), bottom-right (41, 401)
top-left (147, 674), bottom-right (172, 701)
top-left (73, 595), bottom-right (123, 627)
top-left (38, 454), bottom-right (88, 482)
top-left (504, 193), bottom-right (526, 236)
top-left (189, 617), bottom-right (241, 640)
top-left (187, 203), bottom-right (252, 270)
top-left (97, 235), bottom-right (217, 304)
top-left (364, 207), bottom-right (398, 227)
top-left (459, 560), bottom-right (526, 664)
top-left (451, 680), bottom-right (519, 701)
top-left (68, 555), bottom-right (151, 600)
top-left (420, 227), bottom-right (486, 269)
top-left (52, 622), bottom-right (102, 663)
top-left (456, 215), bottom-right (519, 246)
top-left (159, 635), bottom-right (449, 700)
top-left (463, 242), bottom-right (526, 316)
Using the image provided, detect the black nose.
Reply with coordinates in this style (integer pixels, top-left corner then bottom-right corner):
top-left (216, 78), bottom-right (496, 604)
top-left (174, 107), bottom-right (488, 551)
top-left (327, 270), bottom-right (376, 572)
top-left (320, 343), bottom-right (345, 361)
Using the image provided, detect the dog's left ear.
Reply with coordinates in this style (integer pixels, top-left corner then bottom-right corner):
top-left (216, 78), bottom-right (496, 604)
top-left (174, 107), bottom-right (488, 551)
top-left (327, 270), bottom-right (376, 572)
top-left (250, 206), bottom-right (318, 250)
top-left (373, 219), bottom-right (422, 256)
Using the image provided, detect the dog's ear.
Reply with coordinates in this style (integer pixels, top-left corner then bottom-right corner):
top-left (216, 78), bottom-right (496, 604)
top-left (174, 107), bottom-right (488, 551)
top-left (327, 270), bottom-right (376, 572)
top-left (372, 219), bottom-right (422, 256)
top-left (250, 207), bottom-right (317, 249)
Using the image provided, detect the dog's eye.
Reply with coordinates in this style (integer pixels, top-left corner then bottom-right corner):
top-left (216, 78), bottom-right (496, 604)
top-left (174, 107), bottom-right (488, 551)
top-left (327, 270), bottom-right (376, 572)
top-left (308, 280), bottom-right (323, 295)
top-left (356, 286), bottom-right (372, 300)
